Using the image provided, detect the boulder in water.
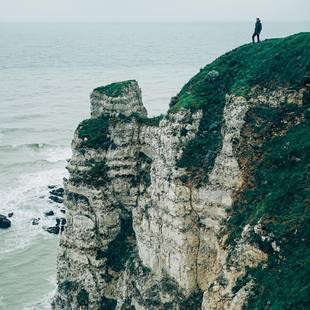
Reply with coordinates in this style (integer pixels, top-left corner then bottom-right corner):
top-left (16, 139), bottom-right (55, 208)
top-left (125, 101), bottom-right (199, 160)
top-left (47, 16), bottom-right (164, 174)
top-left (45, 226), bottom-right (60, 234)
top-left (31, 218), bottom-right (40, 225)
top-left (45, 217), bottom-right (66, 235)
top-left (49, 187), bottom-right (64, 198)
top-left (44, 210), bottom-right (55, 216)
top-left (0, 215), bottom-right (11, 229)
top-left (49, 195), bottom-right (64, 204)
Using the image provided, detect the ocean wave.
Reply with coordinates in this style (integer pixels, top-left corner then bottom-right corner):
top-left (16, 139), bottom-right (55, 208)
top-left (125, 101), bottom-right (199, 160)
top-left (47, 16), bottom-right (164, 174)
top-left (9, 113), bottom-right (46, 121)
top-left (0, 127), bottom-right (55, 134)
top-left (23, 289), bottom-right (56, 310)
top-left (0, 167), bottom-right (68, 255)
top-left (0, 143), bottom-right (71, 163)
top-left (0, 143), bottom-right (52, 150)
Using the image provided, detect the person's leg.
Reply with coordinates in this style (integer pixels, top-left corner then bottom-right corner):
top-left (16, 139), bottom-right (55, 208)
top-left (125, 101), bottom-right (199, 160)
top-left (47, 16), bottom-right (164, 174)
top-left (257, 33), bottom-right (260, 43)
top-left (252, 33), bottom-right (255, 43)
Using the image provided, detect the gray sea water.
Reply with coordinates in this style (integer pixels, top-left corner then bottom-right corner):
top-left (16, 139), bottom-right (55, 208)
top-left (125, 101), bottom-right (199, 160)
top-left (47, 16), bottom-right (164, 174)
top-left (0, 22), bottom-right (309, 309)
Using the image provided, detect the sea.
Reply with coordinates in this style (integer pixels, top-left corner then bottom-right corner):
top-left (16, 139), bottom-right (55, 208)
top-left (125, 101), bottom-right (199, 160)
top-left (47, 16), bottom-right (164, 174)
top-left (0, 22), bottom-right (309, 309)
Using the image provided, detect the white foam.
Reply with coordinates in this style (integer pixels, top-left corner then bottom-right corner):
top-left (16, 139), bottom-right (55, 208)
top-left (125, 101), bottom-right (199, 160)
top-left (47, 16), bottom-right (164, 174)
top-left (23, 288), bottom-right (56, 310)
top-left (40, 146), bottom-right (72, 163)
top-left (0, 166), bottom-right (68, 255)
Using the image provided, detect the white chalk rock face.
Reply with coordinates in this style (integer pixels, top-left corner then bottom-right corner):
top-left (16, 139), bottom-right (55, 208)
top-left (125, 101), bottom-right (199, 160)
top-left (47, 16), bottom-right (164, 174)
top-left (90, 80), bottom-right (147, 118)
top-left (52, 79), bottom-right (303, 310)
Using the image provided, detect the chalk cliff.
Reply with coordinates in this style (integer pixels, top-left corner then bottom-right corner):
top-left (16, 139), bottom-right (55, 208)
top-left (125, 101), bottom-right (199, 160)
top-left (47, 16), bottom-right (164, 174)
top-left (53, 33), bottom-right (310, 309)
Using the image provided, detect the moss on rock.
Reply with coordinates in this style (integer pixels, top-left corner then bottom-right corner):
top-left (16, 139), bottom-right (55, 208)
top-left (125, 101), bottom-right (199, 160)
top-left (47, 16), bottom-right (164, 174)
top-left (77, 289), bottom-right (89, 307)
top-left (94, 80), bottom-right (136, 97)
top-left (100, 296), bottom-right (117, 310)
top-left (77, 114), bottom-right (111, 150)
top-left (97, 213), bottom-right (135, 272)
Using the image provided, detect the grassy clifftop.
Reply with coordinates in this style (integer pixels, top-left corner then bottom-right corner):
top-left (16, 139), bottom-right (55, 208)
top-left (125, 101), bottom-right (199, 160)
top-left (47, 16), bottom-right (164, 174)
top-left (174, 32), bottom-right (310, 186)
top-left (94, 80), bottom-right (136, 97)
top-left (170, 32), bottom-right (310, 112)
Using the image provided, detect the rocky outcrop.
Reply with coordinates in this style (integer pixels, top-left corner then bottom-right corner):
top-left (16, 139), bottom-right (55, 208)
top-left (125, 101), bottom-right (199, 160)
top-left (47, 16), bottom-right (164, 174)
top-left (53, 33), bottom-right (310, 309)
top-left (0, 215), bottom-right (11, 229)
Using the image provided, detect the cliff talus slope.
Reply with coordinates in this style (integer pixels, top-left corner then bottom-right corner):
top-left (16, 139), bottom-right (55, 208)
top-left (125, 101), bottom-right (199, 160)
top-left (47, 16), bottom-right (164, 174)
top-left (53, 33), bottom-right (310, 310)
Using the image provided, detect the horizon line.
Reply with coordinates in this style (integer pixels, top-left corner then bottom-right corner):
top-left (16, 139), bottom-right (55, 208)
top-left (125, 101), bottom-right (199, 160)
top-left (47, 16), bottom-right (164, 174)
top-left (1, 20), bottom-right (310, 24)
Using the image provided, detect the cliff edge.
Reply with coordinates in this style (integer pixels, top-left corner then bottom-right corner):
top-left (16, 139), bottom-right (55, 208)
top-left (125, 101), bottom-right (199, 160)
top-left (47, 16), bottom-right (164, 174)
top-left (53, 33), bottom-right (310, 310)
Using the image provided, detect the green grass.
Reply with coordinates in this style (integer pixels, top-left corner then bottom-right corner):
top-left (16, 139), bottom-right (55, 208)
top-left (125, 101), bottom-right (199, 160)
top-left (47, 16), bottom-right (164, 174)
top-left (77, 114), bottom-right (111, 150)
top-left (131, 112), bottom-right (164, 126)
top-left (180, 289), bottom-right (203, 310)
top-left (77, 289), bottom-right (89, 306)
top-left (58, 280), bottom-right (78, 294)
top-left (227, 103), bottom-right (308, 244)
top-left (70, 161), bottom-right (110, 188)
top-left (226, 94), bottom-right (310, 309)
top-left (118, 112), bottom-right (164, 127)
top-left (171, 32), bottom-right (310, 113)
top-left (84, 162), bottom-right (110, 187)
top-left (100, 296), bottom-right (117, 310)
top-left (96, 214), bottom-right (135, 272)
top-left (130, 152), bottom-right (152, 188)
top-left (173, 33), bottom-right (310, 185)
top-left (77, 112), bottom-right (163, 150)
top-left (94, 80), bottom-right (136, 97)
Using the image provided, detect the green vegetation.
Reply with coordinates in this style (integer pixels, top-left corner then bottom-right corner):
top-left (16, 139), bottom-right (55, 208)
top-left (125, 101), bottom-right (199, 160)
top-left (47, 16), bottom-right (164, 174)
top-left (70, 161), bottom-right (110, 188)
top-left (77, 114), bottom-right (111, 150)
top-left (85, 162), bottom-right (109, 187)
top-left (100, 296), bottom-right (117, 310)
top-left (122, 265), bottom-right (202, 310)
top-left (118, 112), bottom-right (164, 127)
top-left (58, 280), bottom-right (78, 294)
top-left (176, 102), bottom-right (223, 185)
top-left (171, 33), bottom-right (310, 112)
top-left (120, 299), bottom-right (135, 310)
top-left (180, 289), bottom-right (203, 310)
top-left (77, 111), bottom-right (162, 151)
top-left (130, 152), bottom-right (153, 188)
top-left (77, 289), bottom-right (89, 306)
top-left (131, 112), bottom-right (164, 127)
top-left (160, 276), bottom-right (203, 310)
top-left (226, 91), bottom-right (310, 309)
top-left (227, 103), bottom-right (308, 244)
top-left (97, 214), bottom-right (135, 272)
top-left (66, 191), bottom-right (89, 205)
top-left (94, 80), bottom-right (135, 97)
top-left (173, 33), bottom-right (310, 185)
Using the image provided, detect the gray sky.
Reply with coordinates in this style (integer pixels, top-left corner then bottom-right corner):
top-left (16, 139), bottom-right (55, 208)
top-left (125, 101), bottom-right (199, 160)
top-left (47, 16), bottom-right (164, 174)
top-left (1, 0), bottom-right (309, 23)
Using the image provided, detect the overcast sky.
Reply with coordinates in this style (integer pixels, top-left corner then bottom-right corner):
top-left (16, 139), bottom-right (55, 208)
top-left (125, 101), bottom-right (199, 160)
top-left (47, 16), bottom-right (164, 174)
top-left (1, 0), bottom-right (310, 23)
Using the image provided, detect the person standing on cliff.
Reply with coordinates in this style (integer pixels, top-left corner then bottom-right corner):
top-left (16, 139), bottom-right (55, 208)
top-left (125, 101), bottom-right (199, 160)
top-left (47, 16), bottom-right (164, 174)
top-left (252, 18), bottom-right (262, 43)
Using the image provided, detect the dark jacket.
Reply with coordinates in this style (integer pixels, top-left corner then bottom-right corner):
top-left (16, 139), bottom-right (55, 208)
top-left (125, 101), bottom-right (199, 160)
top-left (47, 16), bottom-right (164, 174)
top-left (255, 21), bottom-right (262, 34)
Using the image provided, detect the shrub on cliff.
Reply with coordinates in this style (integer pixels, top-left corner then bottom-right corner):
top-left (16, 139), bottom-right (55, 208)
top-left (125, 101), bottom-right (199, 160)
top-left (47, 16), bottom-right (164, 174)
top-left (94, 80), bottom-right (135, 97)
top-left (77, 289), bottom-right (89, 306)
top-left (77, 114), bottom-right (111, 149)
